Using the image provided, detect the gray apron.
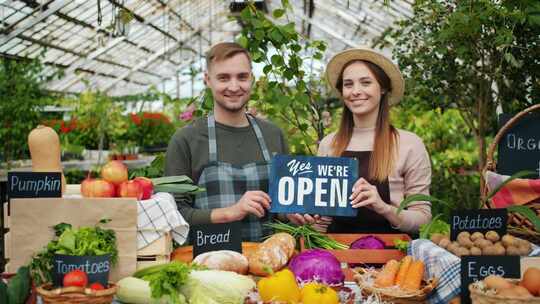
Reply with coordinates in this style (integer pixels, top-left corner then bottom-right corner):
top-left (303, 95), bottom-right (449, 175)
top-left (193, 114), bottom-right (273, 241)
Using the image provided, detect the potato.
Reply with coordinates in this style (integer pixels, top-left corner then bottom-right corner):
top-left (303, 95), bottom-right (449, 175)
top-left (486, 231), bottom-right (500, 242)
top-left (447, 242), bottom-right (460, 255)
top-left (457, 232), bottom-right (474, 248)
top-left (470, 246), bottom-right (482, 255)
top-left (518, 239), bottom-right (531, 252)
top-left (455, 247), bottom-right (470, 257)
top-left (483, 245), bottom-right (498, 255)
top-left (501, 234), bottom-right (516, 248)
top-left (518, 245), bottom-right (531, 256)
top-left (506, 246), bottom-right (521, 256)
top-left (457, 231), bottom-right (470, 240)
top-left (470, 232), bottom-right (484, 242)
top-left (475, 239), bottom-right (493, 249)
top-left (430, 233), bottom-right (444, 244)
top-left (438, 238), bottom-right (451, 249)
top-left (494, 244), bottom-right (506, 255)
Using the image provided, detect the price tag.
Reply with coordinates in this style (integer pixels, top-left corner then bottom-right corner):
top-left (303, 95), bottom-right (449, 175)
top-left (190, 222), bottom-right (241, 258)
top-left (7, 172), bottom-right (62, 199)
top-left (461, 255), bottom-right (520, 304)
top-left (450, 209), bottom-right (507, 241)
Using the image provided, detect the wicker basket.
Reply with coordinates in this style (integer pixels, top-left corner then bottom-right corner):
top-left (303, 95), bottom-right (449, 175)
top-left (469, 280), bottom-right (540, 304)
top-left (353, 267), bottom-right (438, 304)
top-left (482, 103), bottom-right (540, 244)
top-left (36, 283), bottom-right (117, 304)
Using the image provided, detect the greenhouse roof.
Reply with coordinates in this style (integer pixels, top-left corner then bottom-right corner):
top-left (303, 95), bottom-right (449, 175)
top-left (0, 0), bottom-right (413, 97)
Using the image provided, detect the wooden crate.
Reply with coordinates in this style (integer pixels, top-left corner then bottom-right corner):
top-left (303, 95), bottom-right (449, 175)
top-left (136, 254), bottom-right (170, 270)
top-left (137, 232), bottom-right (172, 256)
top-left (300, 233), bottom-right (411, 281)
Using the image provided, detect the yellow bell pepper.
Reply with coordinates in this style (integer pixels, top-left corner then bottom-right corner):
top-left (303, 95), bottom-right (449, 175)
top-left (257, 268), bottom-right (301, 303)
top-left (301, 282), bottom-right (339, 304)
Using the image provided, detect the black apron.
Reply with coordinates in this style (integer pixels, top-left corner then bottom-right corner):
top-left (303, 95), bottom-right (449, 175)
top-left (328, 151), bottom-right (401, 233)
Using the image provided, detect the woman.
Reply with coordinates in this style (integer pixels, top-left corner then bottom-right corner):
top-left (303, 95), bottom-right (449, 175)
top-left (314, 47), bottom-right (432, 234)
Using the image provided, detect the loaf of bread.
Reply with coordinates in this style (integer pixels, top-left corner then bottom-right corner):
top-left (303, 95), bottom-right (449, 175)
top-left (193, 250), bottom-right (248, 274)
top-left (247, 232), bottom-right (296, 276)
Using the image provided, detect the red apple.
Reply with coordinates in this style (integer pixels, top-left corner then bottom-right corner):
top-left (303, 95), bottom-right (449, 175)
top-left (81, 178), bottom-right (115, 197)
top-left (101, 161), bottom-right (128, 185)
top-left (93, 179), bottom-right (116, 197)
top-left (81, 178), bottom-right (95, 197)
top-left (134, 177), bottom-right (154, 200)
top-left (118, 180), bottom-right (143, 200)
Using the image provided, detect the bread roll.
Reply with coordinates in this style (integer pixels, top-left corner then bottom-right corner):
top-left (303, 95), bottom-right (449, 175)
top-left (193, 250), bottom-right (248, 274)
top-left (248, 233), bottom-right (296, 276)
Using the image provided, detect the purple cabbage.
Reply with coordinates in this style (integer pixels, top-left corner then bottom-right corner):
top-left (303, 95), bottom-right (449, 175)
top-left (350, 235), bottom-right (385, 250)
top-left (288, 249), bottom-right (344, 286)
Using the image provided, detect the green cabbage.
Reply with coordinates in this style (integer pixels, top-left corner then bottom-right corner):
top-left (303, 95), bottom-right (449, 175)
top-left (180, 270), bottom-right (255, 304)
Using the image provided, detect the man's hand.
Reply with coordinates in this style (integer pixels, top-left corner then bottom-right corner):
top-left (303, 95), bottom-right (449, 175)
top-left (285, 213), bottom-right (317, 226)
top-left (229, 191), bottom-right (271, 220)
top-left (312, 216), bottom-right (333, 233)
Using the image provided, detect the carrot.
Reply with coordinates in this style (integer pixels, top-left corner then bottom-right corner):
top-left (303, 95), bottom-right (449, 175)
top-left (401, 260), bottom-right (425, 291)
top-left (374, 259), bottom-right (400, 288)
top-left (395, 256), bottom-right (413, 287)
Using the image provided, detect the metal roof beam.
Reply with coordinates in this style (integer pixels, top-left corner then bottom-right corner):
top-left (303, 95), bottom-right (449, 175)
top-left (291, 11), bottom-right (357, 48)
top-left (0, 0), bottom-right (70, 45)
top-left (0, 51), bottom-right (148, 86)
top-left (15, 33), bottom-right (163, 79)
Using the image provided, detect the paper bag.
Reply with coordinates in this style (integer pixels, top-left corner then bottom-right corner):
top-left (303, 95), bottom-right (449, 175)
top-left (7, 198), bottom-right (137, 282)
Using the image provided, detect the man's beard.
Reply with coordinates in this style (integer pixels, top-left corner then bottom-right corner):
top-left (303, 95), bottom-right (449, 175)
top-left (214, 97), bottom-right (249, 113)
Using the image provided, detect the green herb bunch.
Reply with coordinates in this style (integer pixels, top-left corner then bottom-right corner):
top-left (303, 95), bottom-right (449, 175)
top-left (30, 221), bottom-right (118, 285)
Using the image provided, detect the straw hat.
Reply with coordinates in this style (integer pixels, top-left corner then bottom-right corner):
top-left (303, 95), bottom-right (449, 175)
top-left (325, 47), bottom-right (404, 106)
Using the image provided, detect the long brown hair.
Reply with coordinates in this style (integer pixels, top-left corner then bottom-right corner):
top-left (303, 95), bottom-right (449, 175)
top-left (331, 60), bottom-right (398, 182)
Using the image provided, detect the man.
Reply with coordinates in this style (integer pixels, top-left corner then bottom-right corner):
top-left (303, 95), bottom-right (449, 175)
top-left (165, 42), bottom-right (288, 241)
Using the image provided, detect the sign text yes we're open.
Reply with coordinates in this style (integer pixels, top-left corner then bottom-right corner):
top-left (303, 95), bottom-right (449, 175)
top-left (269, 155), bottom-right (358, 217)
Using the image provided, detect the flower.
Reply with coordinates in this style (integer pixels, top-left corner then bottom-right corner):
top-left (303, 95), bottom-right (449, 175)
top-left (179, 104), bottom-right (196, 121)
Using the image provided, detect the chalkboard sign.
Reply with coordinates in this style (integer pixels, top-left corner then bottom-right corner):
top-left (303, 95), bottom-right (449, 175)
top-left (450, 209), bottom-right (508, 241)
top-left (269, 154), bottom-right (358, 217)
top-left (52, 254), bottom-right (111, 287)
top-left (190, 222), bottom-right (241, 258)
top-left (498, 112), bottom-right (540, 178)
top-left (461, 255), bottom-right (520, 304)
top-left (7, 172), bottom-right (62, 199)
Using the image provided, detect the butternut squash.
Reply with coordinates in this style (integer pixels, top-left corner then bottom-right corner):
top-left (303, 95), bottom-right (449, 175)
top-left (28, 125), bottom-right (65, 193)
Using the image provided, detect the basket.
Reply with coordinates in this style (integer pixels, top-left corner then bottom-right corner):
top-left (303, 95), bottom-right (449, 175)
top-left (482, 103), bottom-right (540, 245)
top-left (353, 267), bottom-right (438, 304)
top-left (469, 280), bottom-right (540, 304)
top-left (36, 283), bottom-right (117, 304)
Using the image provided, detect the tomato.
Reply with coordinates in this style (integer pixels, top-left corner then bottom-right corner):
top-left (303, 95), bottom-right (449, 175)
top-left (89, 282), bottom-right (105, 290)
top-left (63, 269), bottom-right (88, 287)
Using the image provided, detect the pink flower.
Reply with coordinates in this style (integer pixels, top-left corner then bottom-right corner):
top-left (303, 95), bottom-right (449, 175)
top-left (179, 104), bottom-right (196, 121)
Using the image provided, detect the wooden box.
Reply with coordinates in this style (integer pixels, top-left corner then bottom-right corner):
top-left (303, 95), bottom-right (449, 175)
top-left (300, 233), bottom-right (411, 281)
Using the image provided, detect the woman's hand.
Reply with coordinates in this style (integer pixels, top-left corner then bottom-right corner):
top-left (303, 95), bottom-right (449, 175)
top-left (349, 178), bottom-right (389, 214)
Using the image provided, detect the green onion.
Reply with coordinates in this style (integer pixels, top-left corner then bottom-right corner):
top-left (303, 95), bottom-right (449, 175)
top-left (265, 221), bottom-right (348, 250)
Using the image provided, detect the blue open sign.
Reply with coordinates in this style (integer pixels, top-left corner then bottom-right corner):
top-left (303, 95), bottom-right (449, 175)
top-left (269, 154), bottom-right (358, 217)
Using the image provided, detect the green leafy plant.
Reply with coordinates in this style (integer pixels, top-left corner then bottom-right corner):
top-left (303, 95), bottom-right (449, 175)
top-left (380, 0), bottom-right (540, 175)
top-left (29, 221), bottom-right (118, 285)
top-left (0, 56), bottom-right (57, 166)
top-left (236, 2), bottom-right (338, 155)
